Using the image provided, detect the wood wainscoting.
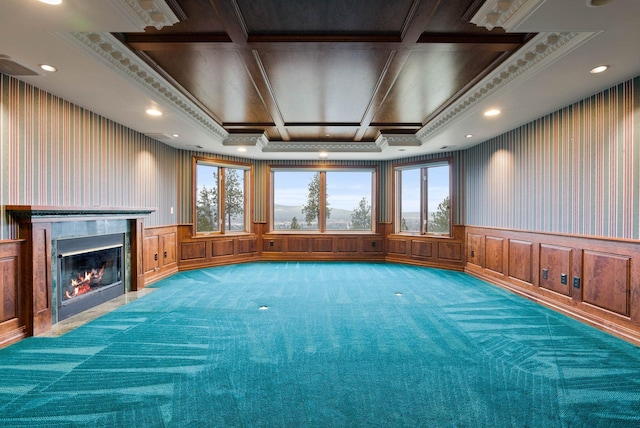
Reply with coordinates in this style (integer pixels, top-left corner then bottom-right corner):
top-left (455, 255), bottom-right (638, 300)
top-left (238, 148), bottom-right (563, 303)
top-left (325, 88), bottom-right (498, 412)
top-left (176, 225), bottom-right (260, 271)
top-left (386, 225), bottom-right (466, 270)
top-left (0, 240), bottom-right (27, 347)
top-left (143, 225), bottom-right (179, 285)
top-left (465, 226), bottom-right (640, 345)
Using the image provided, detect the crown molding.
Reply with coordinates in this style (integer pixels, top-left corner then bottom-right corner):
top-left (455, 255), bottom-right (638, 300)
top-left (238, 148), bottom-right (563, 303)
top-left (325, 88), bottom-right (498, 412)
top-left (107, 0), bottom-right (179, 30)
top-left (416, 31), bottom-right (596, 143)
top-left (471, 0), bottom-right (545, 31)
top-left (57, 31), bottom-right (228, 143)
top-left (375, 133), bottom-right (422, 151)
top-left (262, 141), bottom-right (382, 153)
top-left (223, 133), bottom-right (269, 149)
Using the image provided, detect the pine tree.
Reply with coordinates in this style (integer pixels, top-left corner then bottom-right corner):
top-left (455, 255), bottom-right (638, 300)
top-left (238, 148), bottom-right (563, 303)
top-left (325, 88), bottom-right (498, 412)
top-left (350, 197), bottom-right (371, 230)
top-left (290, 216), bottom-right (300, 230)
top-left (224, 169), bottom-right (244, 230)
top-left (196, 185), bottom-right (218, 232)
top-left (301, 172), bottom-right (331, 225)
top-left (428, 196), bottom-right (450, 233)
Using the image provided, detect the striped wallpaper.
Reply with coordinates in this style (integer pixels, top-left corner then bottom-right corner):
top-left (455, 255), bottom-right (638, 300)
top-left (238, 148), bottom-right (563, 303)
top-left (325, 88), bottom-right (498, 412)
top-left (0, 74), bottom-right (178, 239)
top-left (4, 71), bottom-right (637, 240)
top-left (465, 76), bottom-right (640, 239)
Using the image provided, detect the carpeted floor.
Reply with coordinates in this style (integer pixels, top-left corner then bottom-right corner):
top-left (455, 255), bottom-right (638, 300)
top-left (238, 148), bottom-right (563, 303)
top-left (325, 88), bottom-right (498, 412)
top-left (1, 262), bottom-right (639, 427)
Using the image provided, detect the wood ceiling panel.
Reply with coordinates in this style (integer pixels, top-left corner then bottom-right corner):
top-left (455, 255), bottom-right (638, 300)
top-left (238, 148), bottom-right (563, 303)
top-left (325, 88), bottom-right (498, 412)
top-left (235, 0), bottom-right (416, 34)
top-left (143, 49), bottom-right (273, 124)
top-left (372, 46), bottom-right (509, 124)
top-left (285, 126), bottom-right (359, 141)
top-left (258, 48), bottom-right (392, 123)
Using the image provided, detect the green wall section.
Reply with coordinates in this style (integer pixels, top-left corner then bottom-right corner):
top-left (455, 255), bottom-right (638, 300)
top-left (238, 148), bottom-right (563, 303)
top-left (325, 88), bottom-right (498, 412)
top-left (2, 72), bottom-right (638, 239)
top-left (465, 76), bottom-right (640, 239)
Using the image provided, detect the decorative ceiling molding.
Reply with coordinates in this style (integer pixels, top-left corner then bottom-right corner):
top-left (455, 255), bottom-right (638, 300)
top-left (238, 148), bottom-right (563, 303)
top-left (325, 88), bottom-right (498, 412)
top-left (223, 133), bottom-right (269, 150)
top-left (376, 133), bottom-right (422, 151)
top-left (416, 31), bottom-right (596, 143)
top-left (107, 0), bottom-right (179, 30)
top-left (262, 141), bottom-right (383, 153)
top-left (471, 0), bottom-right (545, 31)
top-left (57, 31), bottom-right (228, 143)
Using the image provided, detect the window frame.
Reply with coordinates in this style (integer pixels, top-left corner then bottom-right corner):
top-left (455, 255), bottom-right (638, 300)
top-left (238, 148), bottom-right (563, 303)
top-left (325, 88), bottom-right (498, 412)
top-left (192, 156), bottom-right (252, 236)
top-left (269, 165), bottom-right (377, 233)
top-left (393, 159), bottom-right (452, 236)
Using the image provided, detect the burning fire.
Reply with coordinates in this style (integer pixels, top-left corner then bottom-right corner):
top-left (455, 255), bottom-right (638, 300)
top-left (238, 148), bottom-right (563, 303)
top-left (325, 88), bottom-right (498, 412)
top-left (65, 266), bottom-right (105, 299)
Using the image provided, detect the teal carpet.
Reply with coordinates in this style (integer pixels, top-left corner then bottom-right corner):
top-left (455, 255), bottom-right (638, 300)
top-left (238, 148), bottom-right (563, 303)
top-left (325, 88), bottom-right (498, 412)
top-left (1, 262), bottom-right (639, 427)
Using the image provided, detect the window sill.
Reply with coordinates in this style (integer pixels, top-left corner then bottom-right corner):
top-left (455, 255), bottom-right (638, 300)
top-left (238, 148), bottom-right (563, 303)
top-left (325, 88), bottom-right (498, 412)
top-left (390, 233), bottom-right (452, 239)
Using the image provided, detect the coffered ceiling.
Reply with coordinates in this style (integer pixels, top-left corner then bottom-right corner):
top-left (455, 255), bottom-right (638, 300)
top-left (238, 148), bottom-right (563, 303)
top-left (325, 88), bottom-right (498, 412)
top-left (2, 0), bottom-right (639, 160)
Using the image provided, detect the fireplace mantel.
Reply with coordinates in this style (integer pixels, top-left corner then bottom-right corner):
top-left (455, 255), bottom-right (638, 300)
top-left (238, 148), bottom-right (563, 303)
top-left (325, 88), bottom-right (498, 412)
top-left (6, 205), bottom-right (153, 336)
top-left (6, 205), bottom-right (155, 221)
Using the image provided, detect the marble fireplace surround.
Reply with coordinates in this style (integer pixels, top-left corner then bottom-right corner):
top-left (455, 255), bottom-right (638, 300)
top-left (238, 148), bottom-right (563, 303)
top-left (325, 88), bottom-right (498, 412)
top-left (6, 206), bottom-right (153, 335)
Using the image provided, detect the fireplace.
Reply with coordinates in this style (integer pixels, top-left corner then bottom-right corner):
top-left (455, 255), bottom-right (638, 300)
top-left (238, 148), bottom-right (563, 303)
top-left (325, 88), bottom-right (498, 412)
top-left (56, 233), bottom-right (125, 321)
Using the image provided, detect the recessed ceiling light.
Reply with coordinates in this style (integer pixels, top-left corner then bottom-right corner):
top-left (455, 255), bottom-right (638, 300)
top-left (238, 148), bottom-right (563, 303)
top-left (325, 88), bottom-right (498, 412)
top-left (39, 64), bottom-right (57, 72)
top-left (590, 65), bottom-right (609, 74)
top-left (39, 0), bottom-right (62, 4)
top-left (319, 151), bottom-right (328, 158)
top-left (146, 108), bottom-right (162, 116)
top-left (465, 134), bottom-right (473, 138)
top-left (484, 109), bottom-right (501, 117)
top-left (237, 147), bottom-right (247, 152)
top-left (172, 133), bottom-right (180, 138)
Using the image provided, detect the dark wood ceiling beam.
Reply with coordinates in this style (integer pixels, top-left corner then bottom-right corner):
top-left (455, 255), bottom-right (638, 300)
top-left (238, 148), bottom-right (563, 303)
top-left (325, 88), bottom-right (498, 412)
top-left (247, 34), bottom-right (402, 44)
top-left (417, 32), bottom-right (529, 46)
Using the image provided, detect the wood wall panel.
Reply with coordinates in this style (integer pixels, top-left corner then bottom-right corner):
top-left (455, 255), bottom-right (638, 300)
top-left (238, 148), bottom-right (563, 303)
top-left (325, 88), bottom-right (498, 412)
top-left (238, 238), bottom-right (257, 254)
top-left (263, 237), bottom-right (283, 252)
top-left (466, 232), bottom-right (482, 266)
top-left (438, 242), bottom-right (462, 261)
top-left (508, 239), bottom-right (533, 284)
top-left (411, 241), bottom-right (433, 258)
top-left (31, 225), bottom-right (52, 335)
top-left (337, 238), bottom-right (358, 252)
top-left (387, 239), bottom-right (406, 255)
top-left (0, 256), bottom-right (18, 323)
top-left (213, 240), bottom-right (234, 256)
top-left (312, 238), bottom-right (333, 252)
top-left (465, 226), bottom-right (640, 346)
top-left (0, 240), bottom-right (26, 348)
top-left (181, 242), bottom-right (207, 260)
top-left (583, 251), bottom-right (630, 317)
top-left (288, 237), bottom-right (309, 252)
top-left (362, 237), bottom-right (383, 253)
top-left (484, 236), bottom-right (503, 273)
top-left (143, 225), bottom-right (179, 286)
top-left (539, 244), bottom-right (572, 296)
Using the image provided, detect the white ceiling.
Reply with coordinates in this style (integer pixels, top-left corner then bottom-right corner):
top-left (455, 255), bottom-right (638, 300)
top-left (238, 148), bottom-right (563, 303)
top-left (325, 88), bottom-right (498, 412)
top-left (1, 0), bottom-right (639, 161)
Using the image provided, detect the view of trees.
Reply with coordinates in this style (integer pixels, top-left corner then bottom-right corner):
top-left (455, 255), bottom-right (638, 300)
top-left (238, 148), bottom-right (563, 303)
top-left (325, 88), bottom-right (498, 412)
top-left (196, 167), bottom-right (245, 232)
top-left (350, 197), bottom-right (371, 230)
top-left (300, 172), bottom-right (331, 226)
top-left (428, 195), bottom-right (450, 233)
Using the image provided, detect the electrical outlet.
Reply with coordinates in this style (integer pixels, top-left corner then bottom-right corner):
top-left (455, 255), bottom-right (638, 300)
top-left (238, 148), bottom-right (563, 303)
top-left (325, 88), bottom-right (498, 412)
top-left (560, 273), bottom-right (567, 285)
top-left (371, 241), bottom-right (376, 247)
top-left (269, 240), bottom-right (274, 247)
top-left (542, 268), bottom-right (548, 280)
top-left (471, 250), bottom-right (475, 257)
top-left (573, 277), bottom-right (581, 288)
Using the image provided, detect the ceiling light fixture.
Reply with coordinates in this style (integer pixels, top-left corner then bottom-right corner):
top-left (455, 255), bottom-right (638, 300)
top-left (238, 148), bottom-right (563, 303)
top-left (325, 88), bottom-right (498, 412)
top-left (146, 108), bottom-right (162, 116)
top-left (172, 133), bottom-right (180, 138)
top-left (237, 147), bottom-right (247, 152)
top-left (39, 0), bottom-right (62, 4)
top-left (484, 108), bottom-right (501, 117)
top-left (465, 134), bottom-right (473, 138)
top-left (590, 65), bottom-right (609, 74)
top-left (319, 151), bottom-right (328, 159)
top-left (39, 64), bottom-right (57, 72)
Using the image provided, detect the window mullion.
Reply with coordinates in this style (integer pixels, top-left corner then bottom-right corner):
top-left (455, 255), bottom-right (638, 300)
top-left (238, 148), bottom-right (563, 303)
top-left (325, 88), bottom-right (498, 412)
top-left (319, 171), bottom-right (327, 233)
top-left (421, 168), bottom-right (428, 235)
top-left (219, 168), bottom-right (226, 233)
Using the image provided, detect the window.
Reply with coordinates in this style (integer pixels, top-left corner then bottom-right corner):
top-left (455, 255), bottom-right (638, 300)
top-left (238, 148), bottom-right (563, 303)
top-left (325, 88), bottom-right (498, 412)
top-left (395, 161), bottom-right (450, 235)
top-left (194, 158), bottom-right (251, 234)
top-left (272, 167), bottom-right (375, 232)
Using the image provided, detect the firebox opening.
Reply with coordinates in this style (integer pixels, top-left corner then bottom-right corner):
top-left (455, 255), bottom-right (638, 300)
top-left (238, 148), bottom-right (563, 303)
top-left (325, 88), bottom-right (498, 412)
top-left (56, 233), bottom-right (125, 321)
